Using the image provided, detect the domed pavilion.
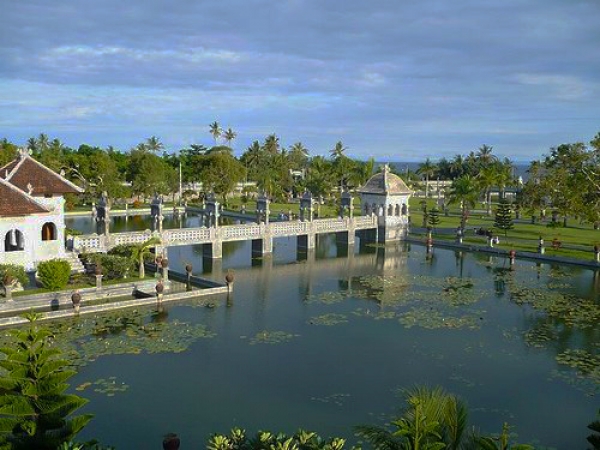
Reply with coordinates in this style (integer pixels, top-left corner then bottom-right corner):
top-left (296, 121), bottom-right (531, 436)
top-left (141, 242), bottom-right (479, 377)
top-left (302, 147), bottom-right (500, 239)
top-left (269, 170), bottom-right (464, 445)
top-left (358, 164), bottom-right (412, 242)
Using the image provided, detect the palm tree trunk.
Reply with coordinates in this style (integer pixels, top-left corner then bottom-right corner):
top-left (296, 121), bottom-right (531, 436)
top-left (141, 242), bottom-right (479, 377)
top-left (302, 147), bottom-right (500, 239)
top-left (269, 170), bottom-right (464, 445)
top-left (139, 255), bottom-right (145, 278)
top-left (486, 190), bottom-right (492, 216)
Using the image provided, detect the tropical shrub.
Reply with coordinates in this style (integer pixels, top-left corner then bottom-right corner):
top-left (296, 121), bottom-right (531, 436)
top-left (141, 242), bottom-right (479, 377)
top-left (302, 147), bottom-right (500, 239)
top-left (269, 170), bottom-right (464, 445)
top-left (0, 264), bottom-right (28, 291)
top-left (0, 313), bottom-right (93, 450)
top-left (89, 254), bottom-right (133, 280)
top-left (207, 428), bottom-right (349, 450)
top-left (36, 259), bottom-right (71, 290)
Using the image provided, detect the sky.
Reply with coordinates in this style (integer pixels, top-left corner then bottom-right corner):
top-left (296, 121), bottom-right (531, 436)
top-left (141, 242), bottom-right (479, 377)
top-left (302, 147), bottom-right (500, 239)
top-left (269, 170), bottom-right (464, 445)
top-left (1, 0), bottom-right (599, 162)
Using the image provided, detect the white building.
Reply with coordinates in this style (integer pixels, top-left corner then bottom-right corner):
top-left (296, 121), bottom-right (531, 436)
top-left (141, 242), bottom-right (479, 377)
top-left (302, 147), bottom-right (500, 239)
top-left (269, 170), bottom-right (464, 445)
top-left (0, 150), bottom-right (83, 271)
top-left (358, 164), bottom-right (412, 242)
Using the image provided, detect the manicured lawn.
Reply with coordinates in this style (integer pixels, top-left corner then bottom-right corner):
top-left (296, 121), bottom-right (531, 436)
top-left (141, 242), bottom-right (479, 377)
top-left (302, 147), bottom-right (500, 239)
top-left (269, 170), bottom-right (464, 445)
top-left (409, 197), bottom-right (600, 260)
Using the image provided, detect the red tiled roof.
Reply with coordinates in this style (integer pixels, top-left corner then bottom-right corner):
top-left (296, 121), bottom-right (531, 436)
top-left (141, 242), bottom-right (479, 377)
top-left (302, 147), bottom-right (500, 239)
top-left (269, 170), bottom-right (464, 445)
top-left (1, 155), bottom-right (84, 196)
top-left (0, 177), bottom-right (50, 217)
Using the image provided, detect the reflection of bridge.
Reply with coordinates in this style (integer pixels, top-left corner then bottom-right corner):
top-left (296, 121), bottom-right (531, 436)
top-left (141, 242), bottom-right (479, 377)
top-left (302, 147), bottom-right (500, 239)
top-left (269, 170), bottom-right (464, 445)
top-left (71, 216), bottom-right (399, 258)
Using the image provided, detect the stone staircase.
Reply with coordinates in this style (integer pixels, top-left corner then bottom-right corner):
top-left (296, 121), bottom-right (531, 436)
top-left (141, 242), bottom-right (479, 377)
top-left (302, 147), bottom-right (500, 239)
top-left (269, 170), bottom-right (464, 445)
top-left (64, 251), bottom-right (85, 274)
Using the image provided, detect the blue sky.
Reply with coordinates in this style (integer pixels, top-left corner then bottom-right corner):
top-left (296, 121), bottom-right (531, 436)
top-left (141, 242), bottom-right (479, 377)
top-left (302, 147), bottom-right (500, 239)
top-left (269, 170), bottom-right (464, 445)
top-left (1, 0), bottom-right (599, 162)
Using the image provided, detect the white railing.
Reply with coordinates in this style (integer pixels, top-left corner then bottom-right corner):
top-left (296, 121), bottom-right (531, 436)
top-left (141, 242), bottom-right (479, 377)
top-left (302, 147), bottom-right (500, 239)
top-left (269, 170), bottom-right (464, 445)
top-left (353, 215), bottom-right (378, 229)
top-left (269, 221), bottom-right (309, 237)
top-left (221, 224), bottom-right (262, 241)
top-left (73, 215), bottom-right (382, 253)
top-left (313, 218), bottom-right (349, 233)
top-left (163, 227), bottom-right (211, 245)
top-left (73, 234), bottom-right (105, 253)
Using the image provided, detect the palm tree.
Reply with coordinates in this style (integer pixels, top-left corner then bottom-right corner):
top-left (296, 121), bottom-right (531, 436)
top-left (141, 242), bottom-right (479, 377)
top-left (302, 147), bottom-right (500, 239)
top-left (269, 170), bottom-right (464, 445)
top-left (26, 136), bottom-right (38, 154)
top-left (476, 165), bottom-right (499, 216)
top-left (131, 237), bottom-right (162, 278)
top-left (356, 385), bottom-right (468, 450)
top-left (145, 136), bottom-right (164, 153)
top-left (37, 133), bottom-right (50, 152)
top-left (417, 158), bottom-right (437, 198)
top-left (449, 154), bottom-right (465, 179)
top-left (209, 121), bottom-right (222, 145)
top-left (329, 141), bottom-right (347, 160)
top-left (289, 142), bottom-right (309, 169)
top-left (448, 175), bottom-right (479, 229)
top-left (476, 144), bottom-right (497, 166)
top-left (264, 134), bottom-right (280, 155)
top-left (223, 127), bottom-right (237, 149)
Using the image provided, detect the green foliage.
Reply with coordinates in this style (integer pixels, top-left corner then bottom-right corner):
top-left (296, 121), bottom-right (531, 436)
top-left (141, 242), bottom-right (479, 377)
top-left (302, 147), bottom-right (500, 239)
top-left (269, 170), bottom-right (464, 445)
top-left (36, 259), bottom-right (71, 290)
top-left (427, 208), bottom-right (440, 229)
top-left (89, 254), bottom-right (133, 280)
top-left (207, 427), bottom-right (350, 450)
top-left (587, 410), bottom-right (600, 450)
top-left (0, 265), bottom-right (28, 290)
top-left (130, 237), bottom-right (161, 279)
top-left (200, 152), bottom-right (246, 203)
top-left (0, 313), bottom-right (93, 450)
top-left (57, 441), bottom-right (114, 450)
top-left (473, 423), bottom-right (534, 450)
top-left (356, 386), bottom-right (468, 450)
top-left (493, 199), bottom-right (514, 236)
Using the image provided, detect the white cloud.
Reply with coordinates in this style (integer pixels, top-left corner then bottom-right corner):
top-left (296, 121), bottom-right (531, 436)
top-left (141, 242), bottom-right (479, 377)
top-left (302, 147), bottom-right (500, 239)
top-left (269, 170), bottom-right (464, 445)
top-left (514, 73), bottom-right (594, 101)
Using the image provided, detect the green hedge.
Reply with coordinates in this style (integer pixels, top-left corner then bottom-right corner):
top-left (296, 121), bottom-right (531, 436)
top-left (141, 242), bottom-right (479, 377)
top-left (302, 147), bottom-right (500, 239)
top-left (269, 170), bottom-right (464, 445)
top-left (36, 259), bottom-right (71, 290)
top-left (90, 254), bottom-right (134, 280)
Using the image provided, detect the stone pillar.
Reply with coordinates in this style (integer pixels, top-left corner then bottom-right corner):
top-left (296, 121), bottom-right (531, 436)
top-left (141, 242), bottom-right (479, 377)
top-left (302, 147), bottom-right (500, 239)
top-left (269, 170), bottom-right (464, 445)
top-left (256, 193), bottom-right (270, 224)
top-left (95, 274), bottom-right (103, 295)
top-left (456, 227), bottom-right (463, 244)
top-left (150, 194), bottom-right (163, 232)
top-left (95, 192), bottom-right (110, 236)
top-left (538, 237), bottom-right (545, 254)
top-left (205, 192), bottom-right (220, 227)
top-left (161, 257), bottom-right (169, 282)
top-left (509, 249), bottom-right (516, 266)
top-left (300, 191), bottom-right (314, 222)
top-left (594, 245), bottom-right (600, 263)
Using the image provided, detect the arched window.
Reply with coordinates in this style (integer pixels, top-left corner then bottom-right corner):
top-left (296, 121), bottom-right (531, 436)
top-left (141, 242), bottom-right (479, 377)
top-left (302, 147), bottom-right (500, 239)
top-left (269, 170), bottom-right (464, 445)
top-left (4, 229), bottom-right (24, 252)
top-left (41, 222), bottom-right (57, 241)
top-left (388, 204), bottom-right (393, 216)
top-left (395, 204), bottom-right (401, 216)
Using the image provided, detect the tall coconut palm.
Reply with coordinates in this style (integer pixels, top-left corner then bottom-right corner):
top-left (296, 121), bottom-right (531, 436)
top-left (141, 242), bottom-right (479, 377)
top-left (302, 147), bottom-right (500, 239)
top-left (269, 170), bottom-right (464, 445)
top-left (209, 121), bottom-right (222, 145)
top-left (145, 136), bottom-right (164, 153)
top-left (329, 141), bottom-right (347, 160)
top-left (449, 154), bottom-right (465, 179)
top-left (448, 175), bottom-right (479, 229)
top-left (476, 144), bottom-right (497, 167)
top-left (131, 237), bottom-right (162, 279)
top-left (223, 127), bottom-right (237, 149)
top-left (417, 158), bottom-right (437, 198)
top-left (289, 142), bottom-right (309, 169)
top-left (476, 165), bottom-right (499, 216)
top-left (264, 134), bottom-right (280, 155)
top-left (26, 136), bottom-right (38, 154)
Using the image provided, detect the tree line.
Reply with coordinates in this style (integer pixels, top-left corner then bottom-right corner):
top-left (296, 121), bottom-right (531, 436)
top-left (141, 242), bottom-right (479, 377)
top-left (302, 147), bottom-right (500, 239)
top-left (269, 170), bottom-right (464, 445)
top-left (0, 126), bottom-right (374, 206)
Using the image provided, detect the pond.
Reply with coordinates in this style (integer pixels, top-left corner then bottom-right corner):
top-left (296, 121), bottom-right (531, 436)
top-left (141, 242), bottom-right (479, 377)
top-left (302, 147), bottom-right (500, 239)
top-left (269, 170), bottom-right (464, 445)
top-left (41, 226), bottom-right (600, 448)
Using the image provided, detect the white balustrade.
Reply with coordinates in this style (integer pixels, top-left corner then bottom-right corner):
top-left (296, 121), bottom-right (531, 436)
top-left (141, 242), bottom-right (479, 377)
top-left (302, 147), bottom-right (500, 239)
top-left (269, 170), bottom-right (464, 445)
top-left (73, 216), bottom-right (382, 253)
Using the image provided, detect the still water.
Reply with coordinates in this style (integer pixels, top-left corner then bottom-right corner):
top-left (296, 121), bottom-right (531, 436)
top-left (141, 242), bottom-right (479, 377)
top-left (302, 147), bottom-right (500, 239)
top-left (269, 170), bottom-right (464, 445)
top-left (59, 216), bottom-right (600, 449)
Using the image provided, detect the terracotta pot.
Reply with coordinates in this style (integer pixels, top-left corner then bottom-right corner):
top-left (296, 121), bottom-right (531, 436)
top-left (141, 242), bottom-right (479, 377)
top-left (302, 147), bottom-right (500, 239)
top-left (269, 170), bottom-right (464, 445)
top-left (225, 271), bottom-right (234, 284)
top-left (155, 282), bottom-right (164, 294)
top-left (71, 291), bottom-right (81, 306)
top-left (509, 250), bottom-right (516, 259)
top-left (161, 258), bottom-right (169, 269)
top-left (94, 265), bottom-right (102, 276)
top-left (185, 264), bottom-right (193, 274)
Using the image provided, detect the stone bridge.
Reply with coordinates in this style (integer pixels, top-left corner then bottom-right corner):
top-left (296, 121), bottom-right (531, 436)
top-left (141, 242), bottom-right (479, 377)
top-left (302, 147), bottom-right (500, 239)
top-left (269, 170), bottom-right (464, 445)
top-left (70, 215), bottom-right (401, 259)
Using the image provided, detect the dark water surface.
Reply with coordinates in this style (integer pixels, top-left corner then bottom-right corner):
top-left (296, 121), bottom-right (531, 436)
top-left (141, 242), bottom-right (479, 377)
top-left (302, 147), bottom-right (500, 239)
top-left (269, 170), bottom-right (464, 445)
top-left (60, 218), bottom-right (600, 449)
